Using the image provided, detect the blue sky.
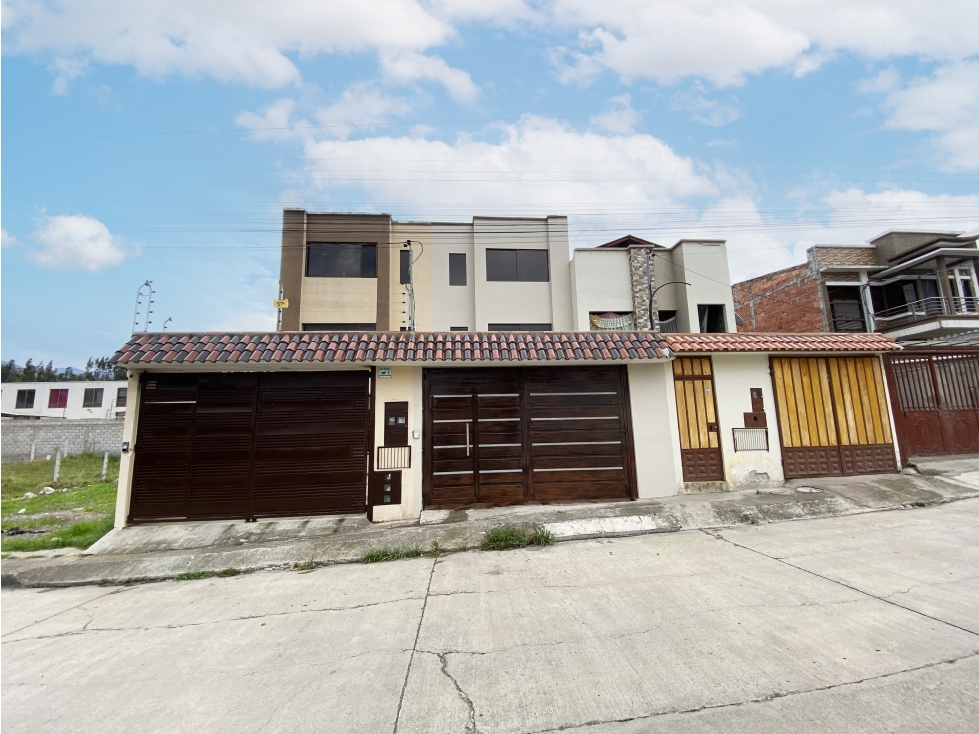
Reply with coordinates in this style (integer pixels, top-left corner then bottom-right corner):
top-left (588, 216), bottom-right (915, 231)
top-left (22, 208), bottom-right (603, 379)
top-left (3, 0), bottom-right (978, 366)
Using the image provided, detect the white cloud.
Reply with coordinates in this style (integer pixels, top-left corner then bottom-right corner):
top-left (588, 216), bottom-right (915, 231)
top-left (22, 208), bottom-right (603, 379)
top-left (874, 61), bottom-right (979, 168)
top-left (297, 116), bottom-right (718, 212)
top-left (236, 84), bottom-right (415, 143)
top-left (1, 228), bottom-right (21, 247)
top-left (47, 56), bottom-right (88, 94)
top-left (671, 83), bottom-right (740, 126)
top-left (546, 1), bottom-right (979, 87)
top-left (590, 94), bottom-right (640, 134)
top-left (4, 0), bottom-right (452, 89)
top-left (379, 51), bottom-right (478, 103)
top-left (28, 214), bottom-right (136, 272)
top-left (209, 312), bottom-right (278, 332)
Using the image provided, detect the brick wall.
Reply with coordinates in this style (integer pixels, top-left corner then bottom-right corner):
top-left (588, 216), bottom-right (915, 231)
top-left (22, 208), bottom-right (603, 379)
top-left (1, 418), bottom-right (124, 463)
top-left (733, 260), bottom-right (826, 332)
top-left (812, 246), bottom-right (878, 268)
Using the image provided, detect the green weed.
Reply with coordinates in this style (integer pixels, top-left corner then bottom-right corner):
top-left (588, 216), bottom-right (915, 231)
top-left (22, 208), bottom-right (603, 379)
top-left (1, 516), bottom-right (114, 552)
top-left (361, 546), bottom-right (423, 563)
top-left (175, 570), bottom-right (217, 581)
top-left (292, 560), bottom-right (316, 571)
top-left (528, 526), bottom-right (555, 546)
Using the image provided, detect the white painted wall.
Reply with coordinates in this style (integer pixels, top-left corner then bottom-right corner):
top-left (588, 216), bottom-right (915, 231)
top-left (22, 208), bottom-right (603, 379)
top-left (570, 249), bottom-right (633, 330)
top-left (671, 241), bottom-right (737, 332)
top-left (429, 224), bottom-right (476, 331)
top-left (709, 354), bottom-right (784, 488)
top-left (473, 217), bottom-right (571, 330)
top-left (1, 380), bottom-right (128, 420)
top-left (372, 366), bottom-right (424, 522)
top-left (626, 363), bottom-right (684, 496)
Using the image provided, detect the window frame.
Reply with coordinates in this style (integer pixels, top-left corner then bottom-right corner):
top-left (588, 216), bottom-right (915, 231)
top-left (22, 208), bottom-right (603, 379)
top-left (305, 242), bottom-right (377, 279)
top-left (15, 389), bottom-right (36, 409)
top-left (485, 248), bottom-right (550, 282)
top-left (48, 388), bottom-right (69, 409)
top-left (82, 387), bottom-right (104, 408)
top-left (116, 387), bottom-right (128, 408)
top-left (448, 253), bottom-right (468, 286)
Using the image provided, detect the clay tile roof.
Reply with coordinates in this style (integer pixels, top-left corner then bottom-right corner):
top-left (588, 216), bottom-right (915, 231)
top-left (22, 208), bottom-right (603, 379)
top-left (661, 332), bottom-right (900, 353)
top-left (111, 331), bottom-right (674, 367)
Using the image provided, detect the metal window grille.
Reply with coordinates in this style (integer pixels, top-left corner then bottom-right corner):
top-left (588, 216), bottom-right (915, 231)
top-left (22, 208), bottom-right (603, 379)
top-left (377, 445), bottom-right (411, 470)
top-left (732, 428), bottom-right (768, 452)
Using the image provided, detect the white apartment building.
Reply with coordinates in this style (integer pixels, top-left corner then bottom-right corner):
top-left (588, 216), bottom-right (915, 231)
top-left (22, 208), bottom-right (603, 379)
top-left (1, 380), bottom-right (128, 420)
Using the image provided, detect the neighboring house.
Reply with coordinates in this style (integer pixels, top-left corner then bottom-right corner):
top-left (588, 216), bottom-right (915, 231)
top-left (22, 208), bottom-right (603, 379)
top-left (733, 230), bottom-right (979, 344)
top-left (733, 230), bottom-right (979, 462)
top-left (0, 380), bottom-right (128, 420)
top-left (278, 211), bottom-right (737, 335)
top-left (109, 330), bottom-right (899, 528)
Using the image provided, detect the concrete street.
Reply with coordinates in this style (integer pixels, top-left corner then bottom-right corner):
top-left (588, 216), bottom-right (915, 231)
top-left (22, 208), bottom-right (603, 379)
top-left (3, 499), bottom-right (978, 733)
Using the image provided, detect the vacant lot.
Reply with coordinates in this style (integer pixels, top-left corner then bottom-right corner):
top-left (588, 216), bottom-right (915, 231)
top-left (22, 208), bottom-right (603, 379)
top-left (1, 453), bottom-right (118, 552)
top-left (3, 499), bottom-right (977, 733)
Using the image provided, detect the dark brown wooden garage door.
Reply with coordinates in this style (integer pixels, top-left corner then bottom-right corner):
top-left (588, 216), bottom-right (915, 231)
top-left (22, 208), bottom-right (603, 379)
top-left (130, 371), bottom-right (369, 522)
top-left (423, 366), bottom-right (636, 508)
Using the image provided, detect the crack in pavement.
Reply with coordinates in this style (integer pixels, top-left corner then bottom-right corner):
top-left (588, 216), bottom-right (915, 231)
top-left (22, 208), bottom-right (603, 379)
top-left (435, 651), bottom-right (478, 733)
top-left (393, 557), bottom-right (438, 734)
top-left (0, 586), bottom-right (135, 639)
top-left (1, 596), bottom-right (427, 644)
top-left (521, 652), bottom-right (979, 734)
top-left (704, 529), bottom-right (979, 639)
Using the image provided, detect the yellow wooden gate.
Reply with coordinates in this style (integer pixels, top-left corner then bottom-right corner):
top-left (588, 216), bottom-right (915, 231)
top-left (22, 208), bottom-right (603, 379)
top-left (771, 356), bottom-right (896, 478)
top-left (673, 357), bottom-right (724, 481)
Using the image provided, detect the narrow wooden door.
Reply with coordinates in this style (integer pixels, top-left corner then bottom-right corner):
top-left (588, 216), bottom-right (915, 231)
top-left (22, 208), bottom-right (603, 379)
top-left (673, 357), bottom-right (724, 481)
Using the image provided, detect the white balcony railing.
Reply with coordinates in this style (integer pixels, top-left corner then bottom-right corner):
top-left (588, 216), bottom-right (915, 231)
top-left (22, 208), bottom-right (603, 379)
top-left (873, 297), bottom-right (979, 328)
top-left (658, 316), bottom-right (678, 333)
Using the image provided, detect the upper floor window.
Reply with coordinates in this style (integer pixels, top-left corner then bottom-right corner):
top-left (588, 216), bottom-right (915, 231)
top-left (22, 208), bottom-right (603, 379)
top-left (306, 243), bottom-right (377, 278)
top-left (116, 387), bottom-right (128, 408)
top-left (486, 249), bottom-right (549, 282)
top-left (487, 323), bottom-right (552, 331)
top-left (449, 253), bottom-right (467, 286)
top-left (83, 388), bottom-right (103, 408)
top-left (400, 249), bottom-right (412, 284)
top-left (15, 389), bottom-right (35, 409)
top-left (697, 305), bottom-right (727, 333)
top-left (48, 389), bottom-right (69, 409)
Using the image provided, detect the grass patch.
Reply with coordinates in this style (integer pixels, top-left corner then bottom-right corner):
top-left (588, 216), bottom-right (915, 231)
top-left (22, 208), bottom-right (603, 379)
top-left (1, 516), bottom-right (114, 552)
top-left (175, 570), bottom-right (217, 581)
top-left (361, 546), bottom-right (423, 563)
top-left (2, 454), bottom-right (119, 552)
top-left (481, 524), bottom-right (554, 551)
top-left (2, 453), bottom-right (120, 499)
top-left (292, 560), bottom-right (316, 571)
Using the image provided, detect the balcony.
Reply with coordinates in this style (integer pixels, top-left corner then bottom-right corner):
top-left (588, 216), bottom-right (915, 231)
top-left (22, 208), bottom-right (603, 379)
top-left (658, 316), bottom-right (678, 333)
top-left (872, 297), bottom-right (979, 340)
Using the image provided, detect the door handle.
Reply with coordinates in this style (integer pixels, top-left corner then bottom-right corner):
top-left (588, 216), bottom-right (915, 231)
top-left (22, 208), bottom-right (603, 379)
top-left (465, 422), bottom-right (470, 456)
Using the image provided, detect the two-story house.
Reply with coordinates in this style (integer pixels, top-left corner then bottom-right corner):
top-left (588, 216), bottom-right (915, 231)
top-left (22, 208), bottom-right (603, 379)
top-left (277, 211), bottom-right (738, 336)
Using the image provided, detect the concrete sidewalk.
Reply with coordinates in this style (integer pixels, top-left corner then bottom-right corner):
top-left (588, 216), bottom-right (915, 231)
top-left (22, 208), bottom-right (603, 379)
top-left (3, 460), bottom-right (978, 588)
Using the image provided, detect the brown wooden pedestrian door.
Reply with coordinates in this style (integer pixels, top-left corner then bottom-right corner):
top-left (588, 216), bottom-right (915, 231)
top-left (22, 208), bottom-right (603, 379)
top-left (130, 372), bottom-right (370, 522)
top-left (424, 367), bottom-right (636, 507)
top-left (672, 358), bottom-right (724, 481)
top-left (884, 352), bottom-right (979, 458)
top-left (771, 357), bottom-right (897, 478)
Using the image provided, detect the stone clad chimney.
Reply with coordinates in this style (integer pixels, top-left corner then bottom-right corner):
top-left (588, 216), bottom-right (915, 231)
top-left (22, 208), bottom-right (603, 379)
top-left (628, 246), bottom-right (656, 330)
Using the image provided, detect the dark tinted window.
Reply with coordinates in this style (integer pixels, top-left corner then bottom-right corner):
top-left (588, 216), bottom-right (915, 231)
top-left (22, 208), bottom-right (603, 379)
top-left (306, 243), bottom-right (376, 278)
top-left (302, 323), bottom-right (376, 331)
top-left (116, 387), bottom-right (128, 407)
top-left (83, 388), bottom-right (103, 408)
top-left (485, 249), bottom-right (549, 282)
top-left (486, 249), bottom-right (517, 281)
top-left (517, 250), bottom-right (549, 281)
top-left (449, 253), bottom-right (467, 286)
top-left (449, 326), bottom-right (469, 331)
top-left (487, 323), bottom-right (552, 331)
top-left (400, 249), bottom-right (411, 284)
top-left (15, 389), bottom-right (35, 409)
